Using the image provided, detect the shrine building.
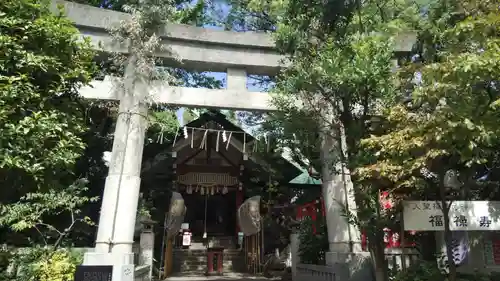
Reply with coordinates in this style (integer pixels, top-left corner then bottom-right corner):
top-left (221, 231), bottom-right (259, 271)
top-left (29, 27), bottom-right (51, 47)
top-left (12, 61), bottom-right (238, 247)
top-left (140, 111), bottom-right (320, 276)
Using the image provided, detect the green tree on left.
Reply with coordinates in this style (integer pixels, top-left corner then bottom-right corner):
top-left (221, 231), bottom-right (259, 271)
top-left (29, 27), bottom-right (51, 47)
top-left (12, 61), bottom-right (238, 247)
top-left (0, 0), bottom-right (96, 278)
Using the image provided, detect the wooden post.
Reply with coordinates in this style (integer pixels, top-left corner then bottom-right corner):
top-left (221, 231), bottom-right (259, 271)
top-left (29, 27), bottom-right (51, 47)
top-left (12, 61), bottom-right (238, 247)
top-left (216, 251), bottom-right (223, 274)
top-left (236, 188), bottom-right (243, 235)
top-left (261, 220), bottom-right (264, 268)
top-left (164, 238), bottom-right (173, 278)
top-left (400, 213), bottom-right (407, 271)
top-left (207, 251), bottom-right (214, 274)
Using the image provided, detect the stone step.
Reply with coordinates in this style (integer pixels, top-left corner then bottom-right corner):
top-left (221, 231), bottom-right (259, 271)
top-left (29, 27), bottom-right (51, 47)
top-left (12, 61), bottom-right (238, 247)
top-left (171, 244), bottom-right (246, 274)
top-left (173, 258), bottom-right (243, 264)
top-left (173, 255), bottom-right (243, 261)
top-left (172, 269), bottom-right (247, 277)
top-left (173, 261), bottom-right (244, 268)
top-left (174, 259), bottom-right (244, 265)
top-left (187, 236), bottom-right (237, 249)
top-left (173, 249), bottom-right (243, 253)
top-left (173, 256), bottom-right (243, 262)
top-left (173, 256), bottom-right (243, 261)
top-left (177, 263), bottom-right (242, 270)
top-left (176, 265), bottom-right (246, 273)
top-left (173, 251), bottom-right (243, 255)
top-left (172, 254), bottom-right (246, 274)
top-left (173, 251), bottom-right (243, 258)
top-left (173, 253), bottom-right (244, 258)
top-left (174, 263), bottom-right (240, 268)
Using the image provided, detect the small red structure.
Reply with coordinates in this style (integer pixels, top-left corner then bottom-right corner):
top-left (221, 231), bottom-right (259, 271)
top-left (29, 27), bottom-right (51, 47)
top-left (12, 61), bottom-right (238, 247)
top-left (359, 191), bottom-right (416, 251)
top-left (206, 247), bottom-right (224, 275)
top-left (296, 198), bottom-right (325, 234)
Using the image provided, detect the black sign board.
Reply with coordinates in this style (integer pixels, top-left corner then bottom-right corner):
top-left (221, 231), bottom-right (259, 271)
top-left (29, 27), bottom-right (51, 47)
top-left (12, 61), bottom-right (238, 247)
top-left (74, 265), bottom-right (113, 281)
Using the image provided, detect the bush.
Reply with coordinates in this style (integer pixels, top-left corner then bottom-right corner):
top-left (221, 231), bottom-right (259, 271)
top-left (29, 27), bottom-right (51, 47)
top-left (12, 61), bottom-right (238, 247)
top-left (298, 217), bottom-right (328, 265)
top-left (35, 249), bottom-right (83, 281)
top-left (0, 247), bottom-right (82, 281)
top-left (391, 261), bottom-right (444, 281)
top-left (391, 261), bottom-right (498, 281)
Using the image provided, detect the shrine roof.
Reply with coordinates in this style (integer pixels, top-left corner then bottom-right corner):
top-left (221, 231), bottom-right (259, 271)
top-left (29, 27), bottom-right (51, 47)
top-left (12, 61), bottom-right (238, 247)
top-left (178, 110), bottom-right (321, 187)
top-left (183, 110), bottom-right (253, 144)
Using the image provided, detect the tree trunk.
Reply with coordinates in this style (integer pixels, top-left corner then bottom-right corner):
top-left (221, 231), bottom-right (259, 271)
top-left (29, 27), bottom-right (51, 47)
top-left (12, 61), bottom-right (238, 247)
top-left (439, 183), bottom-right (457, 281)
top-left (420, 232), bottom-right (437, 262)
top-left (370, 241), bottom-right (389, 281)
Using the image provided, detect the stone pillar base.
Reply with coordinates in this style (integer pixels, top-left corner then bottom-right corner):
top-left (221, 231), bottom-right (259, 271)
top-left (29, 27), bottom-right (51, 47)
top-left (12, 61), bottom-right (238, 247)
top-left (83, 252), bottom-right (135, 281)
top-left (325, 251), bottom-right (350, 265)
top-left (325, 252), bottom-right (373, 281)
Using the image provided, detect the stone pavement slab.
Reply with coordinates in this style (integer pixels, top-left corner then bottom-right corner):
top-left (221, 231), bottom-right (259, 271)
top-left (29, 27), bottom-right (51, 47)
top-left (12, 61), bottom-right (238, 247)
top-left (165, 273), bottom-right (280, 281)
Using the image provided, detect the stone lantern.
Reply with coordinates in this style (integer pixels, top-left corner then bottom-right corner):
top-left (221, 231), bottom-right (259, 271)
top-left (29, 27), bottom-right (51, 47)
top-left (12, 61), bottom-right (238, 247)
top-left (140, 218), bottom-right (156, 233)
top-left (139, 218), bottom-right (156, 280)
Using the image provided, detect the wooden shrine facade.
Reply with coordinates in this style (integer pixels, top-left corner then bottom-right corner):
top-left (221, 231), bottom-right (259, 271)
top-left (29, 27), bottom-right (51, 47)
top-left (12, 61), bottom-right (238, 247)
top-left (144, 111), bottom-right (310, 240)
top-left (174, 146), bottom-right (244, 237)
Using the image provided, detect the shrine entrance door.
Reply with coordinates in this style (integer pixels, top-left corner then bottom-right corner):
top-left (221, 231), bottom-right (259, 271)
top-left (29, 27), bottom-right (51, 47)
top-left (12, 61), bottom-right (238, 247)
top-left (183, 189), bottom-right (237, 238)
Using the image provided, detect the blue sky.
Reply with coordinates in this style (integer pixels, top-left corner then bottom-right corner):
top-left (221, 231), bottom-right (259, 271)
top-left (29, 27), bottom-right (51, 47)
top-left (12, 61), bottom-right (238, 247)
top-left (175, 0), bottom-right (269, 126)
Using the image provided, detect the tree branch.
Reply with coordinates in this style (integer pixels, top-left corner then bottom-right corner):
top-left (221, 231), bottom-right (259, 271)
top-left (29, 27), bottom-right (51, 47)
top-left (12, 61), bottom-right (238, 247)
top-left (34, 225), bottom-right (48, 246)
top-left (37, 222), bottom-right (62, 235)
top-left (53, 218), bottom-right (83, 251)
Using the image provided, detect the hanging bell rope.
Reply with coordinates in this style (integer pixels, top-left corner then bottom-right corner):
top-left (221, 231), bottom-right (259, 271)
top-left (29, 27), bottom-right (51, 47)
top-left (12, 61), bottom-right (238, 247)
top-left (190, 128), bottom-right (194, 148)
top-left (243, 133), bottom-right (246, 153)
top-left (203, 192), bottom-right (208, 239)
top-left (226, 132), bottom-right (233, 150)
top-left (172, 127), bottom-right (179, 147)
top-left (199, 130), bottom-right (208, 149)
top-left (216, 131), bottom-right (220, 152)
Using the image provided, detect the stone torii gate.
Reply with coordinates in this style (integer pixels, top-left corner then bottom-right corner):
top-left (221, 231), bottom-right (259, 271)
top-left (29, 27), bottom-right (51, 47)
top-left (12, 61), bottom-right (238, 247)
top-left (52, 1), bottom-right (415, 280)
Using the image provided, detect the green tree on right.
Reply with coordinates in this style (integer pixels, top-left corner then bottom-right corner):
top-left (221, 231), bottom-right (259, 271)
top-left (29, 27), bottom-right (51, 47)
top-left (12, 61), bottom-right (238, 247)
top-left (357, 1), bottom-right (500, 280)
top-left (256, 0), bottom-right (500, 280)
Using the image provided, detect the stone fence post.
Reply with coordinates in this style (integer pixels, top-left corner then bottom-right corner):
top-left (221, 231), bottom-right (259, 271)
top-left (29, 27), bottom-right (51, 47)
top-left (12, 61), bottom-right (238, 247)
top-left (290, 230), bottom-right (300, 281)
top-left (139, 219), bottom-right (156, 280)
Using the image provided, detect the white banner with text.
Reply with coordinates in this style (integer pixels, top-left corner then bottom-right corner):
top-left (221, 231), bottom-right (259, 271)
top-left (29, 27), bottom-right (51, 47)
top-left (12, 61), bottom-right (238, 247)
top-left (403, 201), bottom-right (500, 231)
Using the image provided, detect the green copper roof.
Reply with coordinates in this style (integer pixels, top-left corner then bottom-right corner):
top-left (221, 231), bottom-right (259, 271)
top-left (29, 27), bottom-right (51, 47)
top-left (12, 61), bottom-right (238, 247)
top-left (289, 171), bottom-right (322, 185)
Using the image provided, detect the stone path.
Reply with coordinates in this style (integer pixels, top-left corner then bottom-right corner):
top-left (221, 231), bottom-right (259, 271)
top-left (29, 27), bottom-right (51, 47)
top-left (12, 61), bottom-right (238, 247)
top-left (165, 273), bottom-right (280, 281)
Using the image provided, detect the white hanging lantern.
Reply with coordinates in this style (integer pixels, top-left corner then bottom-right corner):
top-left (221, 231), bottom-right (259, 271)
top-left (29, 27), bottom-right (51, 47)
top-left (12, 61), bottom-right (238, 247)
top-left (392, 232), bottom-right (400, 245)
top-left (200, 187), bottom-right (205, 195)
top-left (102, 151), bottom-right (112, 167)
top-left (183, 126), bottom-right (188, 139)
top-left (222, 186), bottom-right (228, 195)
top-left (383, 227), bottom-right (391, 243)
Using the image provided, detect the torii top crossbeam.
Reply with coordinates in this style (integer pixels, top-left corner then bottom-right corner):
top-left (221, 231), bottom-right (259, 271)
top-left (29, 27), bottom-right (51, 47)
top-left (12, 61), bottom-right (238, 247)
top-left (51, 0), bottom-right (416, 111)
top-left (53, 0), bottom-right (416, 76)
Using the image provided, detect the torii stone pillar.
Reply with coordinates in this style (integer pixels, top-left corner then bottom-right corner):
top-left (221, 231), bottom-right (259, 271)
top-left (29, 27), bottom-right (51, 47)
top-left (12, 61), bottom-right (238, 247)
top-left (319, 113), bottom-right (361, 266)
top-left (83, 56), bottom-right (149, 281)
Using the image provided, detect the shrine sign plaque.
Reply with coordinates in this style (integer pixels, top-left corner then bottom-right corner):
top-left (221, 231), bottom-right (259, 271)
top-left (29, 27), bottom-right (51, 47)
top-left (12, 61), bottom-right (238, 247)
top-left (403, 200), bottom-right (500, 231)
top-left (74, 265), bottom-right (113, 281)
